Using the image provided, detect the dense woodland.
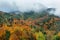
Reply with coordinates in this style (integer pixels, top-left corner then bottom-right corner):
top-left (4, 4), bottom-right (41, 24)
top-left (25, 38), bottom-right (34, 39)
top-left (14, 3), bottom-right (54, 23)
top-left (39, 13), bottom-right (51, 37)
top-left (0, 8), bottom-right (60, 40)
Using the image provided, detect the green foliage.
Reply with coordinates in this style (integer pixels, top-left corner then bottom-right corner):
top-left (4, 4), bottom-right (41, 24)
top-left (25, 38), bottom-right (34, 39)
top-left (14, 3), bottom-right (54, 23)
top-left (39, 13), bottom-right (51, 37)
top-left (5, 30), bottom-right (10, 40)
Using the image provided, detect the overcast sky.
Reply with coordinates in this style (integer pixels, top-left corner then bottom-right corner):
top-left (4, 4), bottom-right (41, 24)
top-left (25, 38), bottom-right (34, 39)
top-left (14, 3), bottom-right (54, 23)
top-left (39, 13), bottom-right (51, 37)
top-left (0, 0), bottom-right (60, 16)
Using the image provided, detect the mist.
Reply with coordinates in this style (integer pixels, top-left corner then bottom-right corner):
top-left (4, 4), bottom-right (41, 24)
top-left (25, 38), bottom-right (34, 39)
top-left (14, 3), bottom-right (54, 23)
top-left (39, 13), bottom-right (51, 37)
top-left (0, 0), bottom-right (60, 16)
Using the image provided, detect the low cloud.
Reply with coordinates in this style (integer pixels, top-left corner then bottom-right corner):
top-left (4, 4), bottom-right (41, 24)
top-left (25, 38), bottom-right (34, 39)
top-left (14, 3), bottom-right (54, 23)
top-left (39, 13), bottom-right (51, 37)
top-left (0, 0), bottom-right (60, 16)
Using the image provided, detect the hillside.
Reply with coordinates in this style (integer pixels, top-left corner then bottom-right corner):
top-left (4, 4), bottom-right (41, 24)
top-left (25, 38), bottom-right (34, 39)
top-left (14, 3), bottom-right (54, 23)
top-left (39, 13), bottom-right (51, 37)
top-left (0, 8), bottom-right (60, 40)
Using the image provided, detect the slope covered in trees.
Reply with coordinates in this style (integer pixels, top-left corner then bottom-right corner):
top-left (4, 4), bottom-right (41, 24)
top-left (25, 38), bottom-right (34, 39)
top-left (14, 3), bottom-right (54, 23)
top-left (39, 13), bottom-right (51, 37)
top-left (0, 8), bottom-right (60, 40)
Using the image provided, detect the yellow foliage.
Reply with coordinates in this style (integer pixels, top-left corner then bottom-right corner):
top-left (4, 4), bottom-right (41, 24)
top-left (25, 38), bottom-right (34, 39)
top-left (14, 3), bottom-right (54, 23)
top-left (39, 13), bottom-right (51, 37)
top-left (57, 32), bottom-right (60, 36)
top-left (35, 31), bottom-right (45, 40)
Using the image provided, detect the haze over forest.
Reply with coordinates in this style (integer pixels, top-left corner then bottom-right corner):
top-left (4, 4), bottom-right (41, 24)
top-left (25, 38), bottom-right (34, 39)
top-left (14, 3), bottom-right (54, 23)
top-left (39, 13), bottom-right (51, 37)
top-left (0, 0), bottom-right (60, 16)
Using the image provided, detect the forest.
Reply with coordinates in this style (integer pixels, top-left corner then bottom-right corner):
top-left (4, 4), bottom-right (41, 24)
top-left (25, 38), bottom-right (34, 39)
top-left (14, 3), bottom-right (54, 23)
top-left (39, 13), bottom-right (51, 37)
top-left (0, 8), bottom-right (60, 40)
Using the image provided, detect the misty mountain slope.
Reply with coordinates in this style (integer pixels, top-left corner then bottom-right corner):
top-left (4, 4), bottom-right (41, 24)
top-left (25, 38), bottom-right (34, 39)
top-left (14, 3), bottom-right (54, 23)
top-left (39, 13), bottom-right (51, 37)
top-left (0, 7), bottom-right (60, 31)
top-left (0, 8), bottom-right (57, 20)
top-left (0, 8), bottom-right (59, 21)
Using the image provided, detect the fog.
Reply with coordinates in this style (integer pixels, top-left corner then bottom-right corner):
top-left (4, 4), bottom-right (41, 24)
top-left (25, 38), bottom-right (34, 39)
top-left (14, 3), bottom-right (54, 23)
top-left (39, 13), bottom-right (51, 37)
top-left (0, 0), bottom-right (60, 16)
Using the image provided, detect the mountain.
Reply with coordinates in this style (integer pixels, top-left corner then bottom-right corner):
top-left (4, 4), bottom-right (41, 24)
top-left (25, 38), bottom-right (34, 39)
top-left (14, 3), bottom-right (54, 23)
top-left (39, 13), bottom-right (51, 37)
top-left (0, 8), bottom-right (59, 22)
top-left (0, 8), bottom-right (58, 20)
top-left (0, 7), bottom-right (60, 31)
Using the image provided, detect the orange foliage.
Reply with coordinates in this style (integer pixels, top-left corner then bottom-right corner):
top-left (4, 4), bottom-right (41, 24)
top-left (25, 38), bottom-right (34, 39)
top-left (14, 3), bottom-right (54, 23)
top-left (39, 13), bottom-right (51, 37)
top-left (0, 17), bottom-right (59, 40)
top-left (9, 34), bottom-right (19, 40)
